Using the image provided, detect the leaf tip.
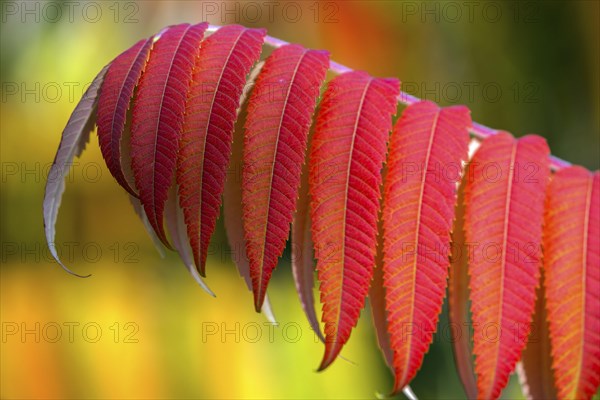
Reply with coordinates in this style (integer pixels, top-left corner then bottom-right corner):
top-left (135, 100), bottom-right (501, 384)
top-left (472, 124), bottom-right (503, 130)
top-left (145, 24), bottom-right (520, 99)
top-left (56, 258), bottom-right (92, 279)
top-left (253, 289), bottom-right (266, 313)
top-left (47, 242), bottom-right (92, 278)
top-left (317, 344), bottom-right (341, 372)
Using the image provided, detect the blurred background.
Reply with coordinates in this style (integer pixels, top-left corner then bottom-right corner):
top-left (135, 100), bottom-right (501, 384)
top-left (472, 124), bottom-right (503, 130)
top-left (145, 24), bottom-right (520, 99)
top-left (1, 1), bottom-right (598, 399)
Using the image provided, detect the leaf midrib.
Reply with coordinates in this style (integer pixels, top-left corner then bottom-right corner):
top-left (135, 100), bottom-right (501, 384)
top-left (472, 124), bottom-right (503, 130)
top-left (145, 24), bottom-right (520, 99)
top-left (197, 27), bottom-right (246, 268)
top-left (332, 77), bottom-right (373, 351)
top-left (572, 173), bottom-right (593, 398)
top-left (486, 141), bottom-right (518, 400)
top-left (400, 108), bottom-right (440, 387)
top-left (150, 25), bottom-right (191, 239)
top-left (257, 49), bottom-right (308, 302)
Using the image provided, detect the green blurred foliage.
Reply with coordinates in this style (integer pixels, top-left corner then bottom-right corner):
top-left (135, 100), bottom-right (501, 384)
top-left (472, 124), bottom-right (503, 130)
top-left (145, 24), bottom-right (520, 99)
top-left (1, 1), bottom-right (598, 399)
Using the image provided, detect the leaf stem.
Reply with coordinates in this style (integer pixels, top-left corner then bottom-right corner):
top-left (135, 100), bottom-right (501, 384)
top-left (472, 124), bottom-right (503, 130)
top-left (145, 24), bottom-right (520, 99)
top-left (207, 25), bottom-right (571, 171)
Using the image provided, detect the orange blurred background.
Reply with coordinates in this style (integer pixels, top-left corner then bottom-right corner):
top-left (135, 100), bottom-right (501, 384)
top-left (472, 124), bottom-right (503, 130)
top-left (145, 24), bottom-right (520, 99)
top-left (1, 1), bottom-right (598, 399)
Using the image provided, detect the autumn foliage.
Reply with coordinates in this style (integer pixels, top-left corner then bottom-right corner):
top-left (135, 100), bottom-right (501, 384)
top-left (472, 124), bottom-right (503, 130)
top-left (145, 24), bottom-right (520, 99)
top-left (43, 22), bottom-right (599, 399)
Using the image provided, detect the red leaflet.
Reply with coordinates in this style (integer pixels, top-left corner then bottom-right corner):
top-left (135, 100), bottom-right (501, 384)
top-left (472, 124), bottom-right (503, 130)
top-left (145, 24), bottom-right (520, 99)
top-left (465, 133), bottom-right (550, 400)
top-left (383, 101), bottom-right (471, 394)
top-left (177, 25), bottom-right (265, 276)
top-left (131, 22), bottom-right (208, 247)
top-left (544, 166), bottom-right (600, 400)
top-left (242, 44), bottom-right (329, 311)
top-left (223, 76), bottom-right (277, 323)
top-left (97, 37), bottom-right (153, 197)
top-left (309, 71), bottom-right (400, 370)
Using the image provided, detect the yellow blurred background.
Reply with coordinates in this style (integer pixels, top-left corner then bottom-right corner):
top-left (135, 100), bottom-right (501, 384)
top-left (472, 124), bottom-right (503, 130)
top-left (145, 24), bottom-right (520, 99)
top-left (1, 1), bottom-right (598, 399)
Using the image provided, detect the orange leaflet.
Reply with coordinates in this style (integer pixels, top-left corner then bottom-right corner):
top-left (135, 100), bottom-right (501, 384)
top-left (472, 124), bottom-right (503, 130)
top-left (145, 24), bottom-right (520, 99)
top-left (382, 101), bottom-right (471, 394)
top-left (309, 71), bottom-right (400, 370)
top-left (465, 133), bottom-right (550, 400)
top-left (242, 44), bottom-right (329, 311)
top-left (544, 166), bottom-right (600, 400)
top-left (177, 25), bottom-right (265, 276)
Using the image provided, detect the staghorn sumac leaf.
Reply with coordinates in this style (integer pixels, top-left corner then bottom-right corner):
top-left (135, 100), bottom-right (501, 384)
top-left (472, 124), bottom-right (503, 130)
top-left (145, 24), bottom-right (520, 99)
top-left (242, 44), bottom-right (329, 311)
top-left (543, 166), bottom-right (600, 400)
top-left (465, 132), bottom-right (550, 400)
top-left (47, 22), bottom-right (589, 399)
top-left (122, 107), bottom-right (167, 258)
top-left (517, 270), bottom-right (557, 400)
top-left (131, 22), bottom-right (208, 248)
top-left (370, 168), bottom-right (429, 400)
top-left (223, 62), bottom-right (276, 323)
top-left (177, 24), bottom-right (265, 276)
top-left (97, 37), bottom-right (153, 197)
top-left (43, 64), bottom-right (109, 277)
top-left (382, 101), bottom-right (471, 394)
top-left (310, 71), bottom-right (400, 370)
